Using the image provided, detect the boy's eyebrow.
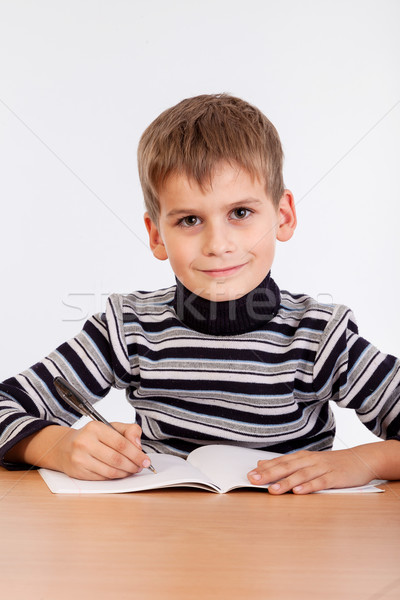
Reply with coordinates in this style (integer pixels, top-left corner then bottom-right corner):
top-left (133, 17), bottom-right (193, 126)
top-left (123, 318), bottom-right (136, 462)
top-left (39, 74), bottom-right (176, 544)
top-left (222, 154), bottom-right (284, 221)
top-left (166, 198), bottom-right (263, 218)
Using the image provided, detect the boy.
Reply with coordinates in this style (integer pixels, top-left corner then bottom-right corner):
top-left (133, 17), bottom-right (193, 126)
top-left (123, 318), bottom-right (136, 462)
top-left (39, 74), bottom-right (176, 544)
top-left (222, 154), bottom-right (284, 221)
top-left (1, 94), bottom-right (400, 494)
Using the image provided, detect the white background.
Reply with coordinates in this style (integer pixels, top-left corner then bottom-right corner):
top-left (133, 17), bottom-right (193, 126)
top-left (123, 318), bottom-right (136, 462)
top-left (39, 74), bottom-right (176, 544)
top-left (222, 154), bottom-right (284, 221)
top-left (0, 0), bottom-right (399, 449)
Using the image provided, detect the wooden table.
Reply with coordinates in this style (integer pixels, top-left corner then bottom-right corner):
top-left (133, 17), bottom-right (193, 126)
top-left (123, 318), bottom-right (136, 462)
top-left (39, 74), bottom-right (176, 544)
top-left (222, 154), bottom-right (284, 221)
top-left (0, 468), bottom-right (399, 600)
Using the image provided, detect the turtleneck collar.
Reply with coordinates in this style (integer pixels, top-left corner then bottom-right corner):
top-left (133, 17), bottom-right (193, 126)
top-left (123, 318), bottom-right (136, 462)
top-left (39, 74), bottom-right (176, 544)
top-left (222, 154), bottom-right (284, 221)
top-left (172, 272), bottom-right (281, 336)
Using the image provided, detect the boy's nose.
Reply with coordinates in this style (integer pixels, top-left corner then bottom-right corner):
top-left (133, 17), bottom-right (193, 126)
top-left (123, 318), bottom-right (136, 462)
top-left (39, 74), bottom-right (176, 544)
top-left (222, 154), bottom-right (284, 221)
top-left (202, 223), bottom-right (236, 256)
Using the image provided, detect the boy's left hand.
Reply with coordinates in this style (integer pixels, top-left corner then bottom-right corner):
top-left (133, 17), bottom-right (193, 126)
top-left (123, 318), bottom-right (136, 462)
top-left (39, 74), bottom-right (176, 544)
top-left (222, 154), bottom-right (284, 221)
top-left (247, 447), bottom-right (377, 494)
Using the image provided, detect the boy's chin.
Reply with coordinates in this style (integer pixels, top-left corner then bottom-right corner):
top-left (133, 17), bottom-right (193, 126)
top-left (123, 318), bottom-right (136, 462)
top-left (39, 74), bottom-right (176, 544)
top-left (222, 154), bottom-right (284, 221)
top-left (196, 282), bottom-right (251, 303)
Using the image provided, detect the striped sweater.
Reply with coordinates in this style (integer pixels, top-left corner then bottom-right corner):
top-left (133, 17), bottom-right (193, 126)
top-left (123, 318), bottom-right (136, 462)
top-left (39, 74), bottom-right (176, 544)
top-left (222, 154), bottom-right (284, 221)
top-left (1, 276), bottom-right (400, 468)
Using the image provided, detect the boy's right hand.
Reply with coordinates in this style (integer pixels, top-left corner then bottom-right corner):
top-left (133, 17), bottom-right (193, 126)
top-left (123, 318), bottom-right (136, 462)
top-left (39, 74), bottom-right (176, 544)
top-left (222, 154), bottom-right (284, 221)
top-left (5, 422), bottom-right (149, 480)
top-left (57, 421), bottom-right (149, 480)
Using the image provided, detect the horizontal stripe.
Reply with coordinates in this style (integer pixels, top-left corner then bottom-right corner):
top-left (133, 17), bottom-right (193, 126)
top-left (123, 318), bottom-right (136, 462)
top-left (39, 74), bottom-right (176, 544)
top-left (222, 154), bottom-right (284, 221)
top-left (1, 284), bottom-right (400, 467)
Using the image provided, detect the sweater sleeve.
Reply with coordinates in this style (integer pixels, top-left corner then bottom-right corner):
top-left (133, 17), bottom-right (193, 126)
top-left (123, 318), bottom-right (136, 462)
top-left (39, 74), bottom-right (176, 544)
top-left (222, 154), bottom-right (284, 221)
top-left (313, 304), bottom-right (400, 441)
top-left (0, 294), bottom-right (131, 469)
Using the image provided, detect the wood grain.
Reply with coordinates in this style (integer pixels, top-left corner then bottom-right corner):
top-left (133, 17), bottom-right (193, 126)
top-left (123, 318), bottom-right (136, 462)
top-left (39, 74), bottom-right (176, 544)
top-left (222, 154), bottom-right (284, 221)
top-left (1, 468), bottom-right (399, 600)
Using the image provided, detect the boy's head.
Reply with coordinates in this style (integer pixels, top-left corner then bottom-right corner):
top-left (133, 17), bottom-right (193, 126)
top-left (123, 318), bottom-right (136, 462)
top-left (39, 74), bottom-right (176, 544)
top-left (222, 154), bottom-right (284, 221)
top-left (139, 94), bottom-right (296, 302)
top-left (138, 93), bottom-right (285, 225)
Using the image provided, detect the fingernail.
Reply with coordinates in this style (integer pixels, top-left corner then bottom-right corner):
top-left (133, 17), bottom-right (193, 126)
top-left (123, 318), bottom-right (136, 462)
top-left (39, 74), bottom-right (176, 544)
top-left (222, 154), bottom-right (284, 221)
top-left (271, 483), bottom-right (280, 490)
top-left (251, 473), bottom-right (262, 481)
top-left (142, 458), bottom-right (151, 468)
top-left (136, 437), bottom-right (142, 449)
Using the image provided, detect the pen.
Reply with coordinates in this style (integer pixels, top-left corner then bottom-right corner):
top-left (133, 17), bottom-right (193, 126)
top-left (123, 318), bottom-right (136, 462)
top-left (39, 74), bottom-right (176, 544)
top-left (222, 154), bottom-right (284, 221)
top-left (53, 376), bottom-right (157, 474)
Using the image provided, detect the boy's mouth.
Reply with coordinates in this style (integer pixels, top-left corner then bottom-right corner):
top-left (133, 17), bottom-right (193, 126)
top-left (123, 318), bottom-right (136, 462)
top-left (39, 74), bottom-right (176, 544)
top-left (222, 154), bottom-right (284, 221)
top-left (199, 263), bottom-right (247, 278)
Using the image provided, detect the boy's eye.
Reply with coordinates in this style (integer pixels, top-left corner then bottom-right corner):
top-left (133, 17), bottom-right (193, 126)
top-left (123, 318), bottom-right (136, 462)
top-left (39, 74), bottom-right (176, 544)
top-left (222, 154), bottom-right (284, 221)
top-left (231, 207), bottom-right (252, 220)
top-left (178, 215), bottom-right (201, 227)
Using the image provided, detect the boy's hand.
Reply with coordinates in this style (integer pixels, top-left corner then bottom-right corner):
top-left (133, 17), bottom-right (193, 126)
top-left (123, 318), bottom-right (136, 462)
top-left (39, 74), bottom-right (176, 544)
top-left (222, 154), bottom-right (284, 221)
top-left (57, 421), bottom-right (150, 480)
top-left (247, 447), bottom-right (378, 494)
top-left (6, 422), bottom-right (150, 481)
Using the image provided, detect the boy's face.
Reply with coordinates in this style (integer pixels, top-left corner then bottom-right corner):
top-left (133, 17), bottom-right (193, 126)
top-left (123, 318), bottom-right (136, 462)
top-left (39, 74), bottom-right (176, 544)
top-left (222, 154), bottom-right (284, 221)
top-left (145, 162), bottom-right (296, 302)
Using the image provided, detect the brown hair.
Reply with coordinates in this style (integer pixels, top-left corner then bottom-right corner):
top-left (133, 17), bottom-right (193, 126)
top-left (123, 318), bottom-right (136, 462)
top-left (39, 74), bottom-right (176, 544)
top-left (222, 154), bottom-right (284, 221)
top-left (138, 93), bottom-right (284, 223)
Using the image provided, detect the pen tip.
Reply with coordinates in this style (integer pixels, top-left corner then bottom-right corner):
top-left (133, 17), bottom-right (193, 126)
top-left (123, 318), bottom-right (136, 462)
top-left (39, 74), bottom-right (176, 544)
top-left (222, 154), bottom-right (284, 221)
top-left (149, 464), bottom-right (157, 474)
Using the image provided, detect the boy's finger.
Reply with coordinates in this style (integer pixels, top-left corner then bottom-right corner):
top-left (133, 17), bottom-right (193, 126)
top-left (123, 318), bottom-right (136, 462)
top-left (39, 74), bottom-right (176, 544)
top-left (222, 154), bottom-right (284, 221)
top-left (247, 460), bottom-right (300, 484)
top-left (267, 469), bottom-right (319, 494)
top-left (92, 444), bottom-right (144, 477)
top-left (248, 455), bottom-right (321, 485)
top-left (95, 423), bottom-right (148, 469)
top-left (110, 422), bottom-right (143, 448)
top-left (82, 453), bottom-right (141, 480)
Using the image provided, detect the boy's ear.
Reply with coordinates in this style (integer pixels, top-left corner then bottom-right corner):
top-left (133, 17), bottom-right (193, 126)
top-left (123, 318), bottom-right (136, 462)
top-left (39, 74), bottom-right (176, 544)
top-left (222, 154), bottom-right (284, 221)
top-left (144, 213), bottom-right (168, 261)
top-left (276, 190), bottom-right (297, 242)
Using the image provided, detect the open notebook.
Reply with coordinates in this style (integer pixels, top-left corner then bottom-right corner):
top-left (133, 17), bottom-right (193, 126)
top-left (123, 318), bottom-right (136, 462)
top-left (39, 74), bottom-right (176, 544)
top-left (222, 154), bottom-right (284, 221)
top-left (39, 443), bottom-right (385, 494)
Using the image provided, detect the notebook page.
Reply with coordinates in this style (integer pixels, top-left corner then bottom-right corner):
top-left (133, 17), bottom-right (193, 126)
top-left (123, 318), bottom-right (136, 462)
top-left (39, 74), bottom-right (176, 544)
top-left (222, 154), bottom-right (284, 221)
top-left (187, 445), bottom-right (278, 493)
top-left (39, 453), bottom-right (218, 494)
